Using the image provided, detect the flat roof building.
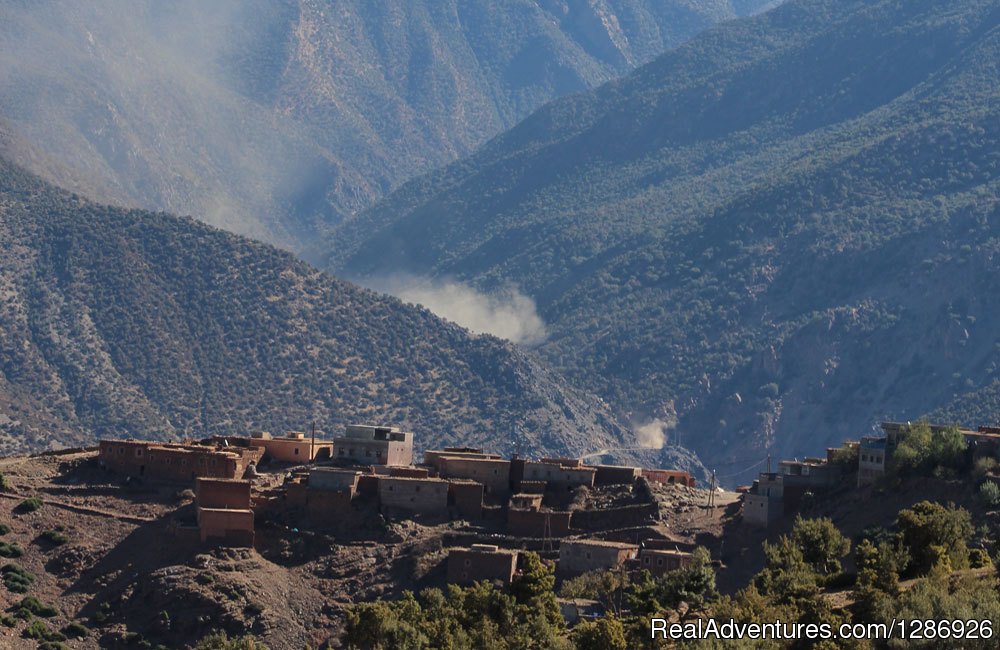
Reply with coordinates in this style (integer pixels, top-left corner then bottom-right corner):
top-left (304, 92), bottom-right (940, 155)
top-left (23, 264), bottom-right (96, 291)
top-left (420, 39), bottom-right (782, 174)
top-left (195, 478), bottom-right (254, 547)
top-left (522, 461), bottom-right (596, 490)
top-left (558, 539), bottom-right (638, 576)
top-left (99, 440), bottom-right (263, 483)
top-left (639, 548), bottom-right (694, 577)
top-left (250, 431), bottom-right (333, 462)
top-left (378, 476), bottom-right (448, 516)
top-left (447, 545), bottom-right (519, 586)
top-left (334, 424), bottom-right (413, 466)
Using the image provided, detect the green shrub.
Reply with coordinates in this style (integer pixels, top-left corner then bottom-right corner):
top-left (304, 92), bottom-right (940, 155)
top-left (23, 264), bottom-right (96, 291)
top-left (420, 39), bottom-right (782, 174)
top-left (92, 601), bottom-right (112, 625)
top-left (970, 548), bottom-right (993, 569)
top-left (16, 497), bottom-right (43, 514)
top-left (0, 473), bottom-right (10, 491)
top-left (0, 523), bottom-right (10, 536)
top-left (2, 563), bottom-right (34, 593)
top-left (0, 541), bottom-right (23, 558)
top-left (0, 613), bottom-right (15, 627)
top-left (979, 481), bottom-right (1000, 507)
top-left (38, 530), bottom-right (68, 546)
top-left (23, 619), bottom-right (65, 642)
top-left (37, 642), bottom-right (69, 650)
top-left (61, 621), bottom-right (89, 639)
top-left (18, 595), bottom-right (58, 618)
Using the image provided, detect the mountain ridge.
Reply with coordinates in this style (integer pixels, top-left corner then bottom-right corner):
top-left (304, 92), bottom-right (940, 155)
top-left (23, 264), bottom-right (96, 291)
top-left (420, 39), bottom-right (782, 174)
top-left (327, 0), bottom-right (1000, 479)
top-left (0, 156), bottom-right (704, 473)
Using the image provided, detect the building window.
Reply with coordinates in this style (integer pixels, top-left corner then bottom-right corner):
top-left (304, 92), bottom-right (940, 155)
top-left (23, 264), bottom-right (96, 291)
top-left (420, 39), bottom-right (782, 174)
top-left (464, 559), bottom-right (471, 567)
top-left (657, 558), bottom-right (663, 566)
top-left (136, 449), bottom-right (143, 457)
top-left (294, 448), bottom-right (299, 456)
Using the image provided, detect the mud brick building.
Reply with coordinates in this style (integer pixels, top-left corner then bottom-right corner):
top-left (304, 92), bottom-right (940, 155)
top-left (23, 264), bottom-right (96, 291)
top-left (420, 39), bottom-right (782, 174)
top-left (249, 431), bottom-right (333, 462)
top-left (423, 448), bottom-right (503, 471)
top-left (507, 507), bottom-right (572, 537)
top-left (334, 425), bottom-right (413, 466)
top-left (98, 440), bottom-right (263, 482)
top-left (447, 480), bottom-right (484, 519)
top-left (590, 464), bottom-right (641, 486)
top-left (558, 539), bottom-right (639, 576)
top-left (195, 478), bottom-right (254, 546)
top-left (434, 455), bottom-right (511, 498)
top-left (641, 469), bottom-right (696, 487)
top-left (308, 468), bottom-right (361, 492)
top-left (638, 548), bottom-right (694, 576)
top-left (521, 460), bottom-right (596, 490)
top-left (447, 545), bottom-right (519, 585)
top-left (378, 476), bottom-right (449, 515)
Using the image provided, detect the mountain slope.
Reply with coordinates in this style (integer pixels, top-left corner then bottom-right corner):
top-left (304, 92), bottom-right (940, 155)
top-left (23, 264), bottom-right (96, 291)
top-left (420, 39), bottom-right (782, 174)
top-left (0, 0), bottom-right (774, 260)
top-left (0, 158), bottom-right (654, 465)
top-left (328, 0), bottom-right (1000, 478)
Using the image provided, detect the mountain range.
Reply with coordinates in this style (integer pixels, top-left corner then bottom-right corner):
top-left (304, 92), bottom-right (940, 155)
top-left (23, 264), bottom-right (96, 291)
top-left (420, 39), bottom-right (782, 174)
top-left (327, 0), bottom-right (1000, 479)
top-left (0, 156), bottom-right (690, 471)
top-left (0, 0), bottom-right (774, 261)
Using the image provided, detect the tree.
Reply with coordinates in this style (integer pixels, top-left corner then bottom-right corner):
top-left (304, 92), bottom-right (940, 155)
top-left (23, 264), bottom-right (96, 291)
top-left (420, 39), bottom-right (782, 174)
top-left (790, 517), bottom-right (850, 575)
top-left (627, 547), bottom-right (718, 616)
top-left (890, 422), bottom-right (968, 477)
top-left (896, 501), bottom-right (973, 575)
top-left (572, 616), bottom-right (628, 650)
top-left (509, 552), bottom-right (564, 630)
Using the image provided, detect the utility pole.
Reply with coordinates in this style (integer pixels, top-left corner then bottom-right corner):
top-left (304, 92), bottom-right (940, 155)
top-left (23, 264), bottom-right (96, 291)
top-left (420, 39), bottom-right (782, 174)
top-left (767, 453), bottom-right (772, 474)
top-left (310, 420), bottom-right (316, 464)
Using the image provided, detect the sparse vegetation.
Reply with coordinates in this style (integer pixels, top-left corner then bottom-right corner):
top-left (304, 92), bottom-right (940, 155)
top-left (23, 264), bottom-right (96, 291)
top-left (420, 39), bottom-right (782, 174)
top-left (2, 563), bottom-right (34, 593)
top-left (38, 529), bottom-right (68, 546)
top-left (0, 541), bottom-right (24, 558)
top-left (0, 523), bottom-right (10, 536)
top-left (18, 595), bottom-right (59, 618)
top-left (16, 497), bottom-right (43, 514)
top-left (22, 619), bottom-right (65, 642)
top-left (61, 621), bottom-right (88, 639)
top-left (195, 631), bottom-right (270, 649)
top-left (980, 481), bottom-right (1000, 507)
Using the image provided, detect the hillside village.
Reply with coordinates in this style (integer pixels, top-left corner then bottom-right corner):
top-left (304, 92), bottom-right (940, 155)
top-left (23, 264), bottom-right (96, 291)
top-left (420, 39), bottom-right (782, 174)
top-left (96, 425), bottom-right (702, 580)
top-left (2, 418), bottom-right (1000, 647)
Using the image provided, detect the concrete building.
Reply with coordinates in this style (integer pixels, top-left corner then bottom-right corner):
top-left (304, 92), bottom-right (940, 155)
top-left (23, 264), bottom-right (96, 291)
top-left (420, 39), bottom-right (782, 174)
top-left (99, 440), bottom-right (263, 482)
top-left (742, 473), bottom-right (783, 527)
top-left (858, 436), bottom-right (888, 487)
top-left (639, 548), bottom-right (694, 577)
top-left (558, 539), bottom-right (639, 576)
top-left (334, 425), bottom-right (413, 466)
top-left (521, 461), bottom-right (596, 490)
top-left (447, 545), bottom-right (519, 585)
top-left (436, 456), bottom-right (511, 497)
top-left (249, 431), bottom-right (333, 462)
top-left (378, 476), bottom-right (448, 515)
top-left (194, 478), bottom-right (254, 546)
top-left (779, 457), bottom-right (842, 489)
